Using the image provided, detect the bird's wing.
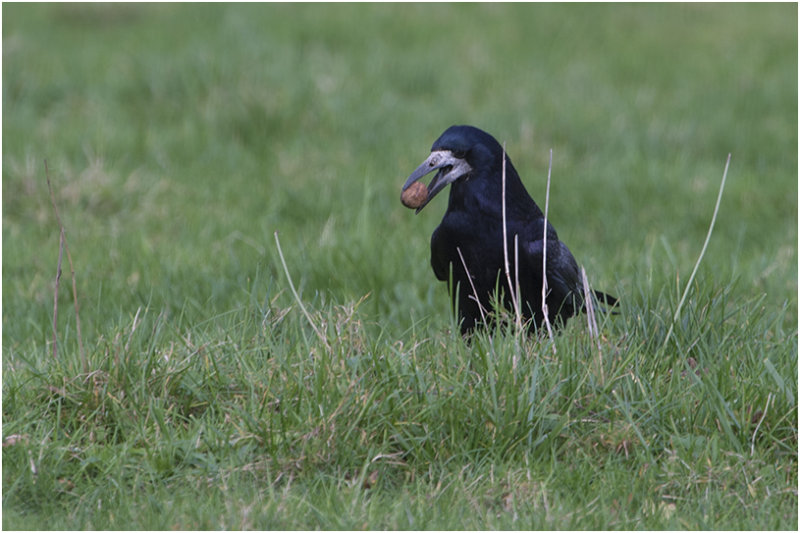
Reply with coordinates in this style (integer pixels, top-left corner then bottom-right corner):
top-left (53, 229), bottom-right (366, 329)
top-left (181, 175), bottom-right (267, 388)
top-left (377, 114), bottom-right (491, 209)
top-left (520, 225), bottom-right (583, 316)
top-left (430, 224), bottom-right (452, 282)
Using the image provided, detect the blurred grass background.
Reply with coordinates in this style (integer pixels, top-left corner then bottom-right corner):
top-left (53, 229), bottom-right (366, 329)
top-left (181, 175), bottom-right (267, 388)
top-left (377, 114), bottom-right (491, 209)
top-left (2, 3), bottom-right (797, 529)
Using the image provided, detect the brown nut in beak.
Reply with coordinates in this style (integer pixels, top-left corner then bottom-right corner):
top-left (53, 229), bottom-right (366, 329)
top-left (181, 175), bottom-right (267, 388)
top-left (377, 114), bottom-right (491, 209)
top-left (401, 181), bottom-right (429, 209)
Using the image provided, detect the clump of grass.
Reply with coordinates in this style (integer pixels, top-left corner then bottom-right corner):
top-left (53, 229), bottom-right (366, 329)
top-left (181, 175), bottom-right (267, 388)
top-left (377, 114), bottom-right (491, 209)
top-left (3, 264), bottom-right (796, 528)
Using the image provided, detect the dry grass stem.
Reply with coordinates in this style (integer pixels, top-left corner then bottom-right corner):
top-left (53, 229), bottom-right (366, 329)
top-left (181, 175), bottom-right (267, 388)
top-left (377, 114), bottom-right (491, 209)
top-left (124, 306), bottom-right (143, 354)
top-left (52, 228), bottom-right (64, 359)
top-left (582, 267), bottom-right (604, 382)
top-left (581, 268), bottom-right (599, 341)
top-left (274, 231), bottom-right (330, 351)
top-left (750, 392), bottom-right (772, 456)
top-left (663, 153), bottom-right (732, 349)
top-left (500, 143), bottom-right (523, 329)
top-left (514, 234), bottom-right (520, 310)
top-left (45, 160), bottom-right (86, 370)
top-left (541, 149), bottom-right (556, 350)
top-left (456, 246), bottom-right (488, 327)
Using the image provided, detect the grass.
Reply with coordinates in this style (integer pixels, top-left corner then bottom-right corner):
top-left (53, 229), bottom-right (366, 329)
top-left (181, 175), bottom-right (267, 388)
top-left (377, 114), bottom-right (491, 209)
top-left (3, 3), bottom-right (797, 529)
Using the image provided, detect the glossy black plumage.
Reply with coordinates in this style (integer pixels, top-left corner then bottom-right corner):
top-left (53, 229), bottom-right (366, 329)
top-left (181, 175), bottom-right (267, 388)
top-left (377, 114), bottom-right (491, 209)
top-left (403, 125), bottom-right (617, 334)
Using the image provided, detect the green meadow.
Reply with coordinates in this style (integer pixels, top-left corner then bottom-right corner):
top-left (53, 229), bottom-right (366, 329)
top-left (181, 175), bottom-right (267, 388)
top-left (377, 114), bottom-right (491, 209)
top-left (2, 3), bottom-right (796, 529)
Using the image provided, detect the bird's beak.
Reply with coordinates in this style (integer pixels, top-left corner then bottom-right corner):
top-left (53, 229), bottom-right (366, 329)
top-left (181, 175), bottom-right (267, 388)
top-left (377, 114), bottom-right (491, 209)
top-left (402, 150), bottom-right (472, 213)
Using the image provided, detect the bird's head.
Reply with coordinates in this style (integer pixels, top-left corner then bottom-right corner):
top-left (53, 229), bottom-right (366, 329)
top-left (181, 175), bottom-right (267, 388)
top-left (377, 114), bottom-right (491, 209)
top-left (402, 125), bottom-right (506, 213)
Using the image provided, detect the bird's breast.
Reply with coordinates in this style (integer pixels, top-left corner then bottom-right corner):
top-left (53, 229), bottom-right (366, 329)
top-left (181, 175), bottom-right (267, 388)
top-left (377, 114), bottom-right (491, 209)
top-left (431, 210), bottom-right (510, 282)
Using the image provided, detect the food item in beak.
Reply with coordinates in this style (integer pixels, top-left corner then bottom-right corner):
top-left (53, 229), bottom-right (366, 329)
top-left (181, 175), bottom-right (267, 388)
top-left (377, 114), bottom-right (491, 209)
top-left (401, 181), bottom-right (429, 209)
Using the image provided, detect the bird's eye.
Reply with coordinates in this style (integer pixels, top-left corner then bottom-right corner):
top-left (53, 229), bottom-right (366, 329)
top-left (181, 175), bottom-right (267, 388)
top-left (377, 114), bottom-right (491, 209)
top-left (452, 150), bottom-right (466, 159)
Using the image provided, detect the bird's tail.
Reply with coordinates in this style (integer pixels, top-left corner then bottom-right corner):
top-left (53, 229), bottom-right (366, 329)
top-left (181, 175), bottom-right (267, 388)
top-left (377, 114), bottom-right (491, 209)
top-left (589, 290), bottom-right (619, 314)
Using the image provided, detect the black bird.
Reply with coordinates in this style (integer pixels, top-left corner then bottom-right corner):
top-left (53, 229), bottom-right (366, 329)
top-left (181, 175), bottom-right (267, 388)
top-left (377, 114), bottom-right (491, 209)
top-left (403, 125), bottom-right (617, 335)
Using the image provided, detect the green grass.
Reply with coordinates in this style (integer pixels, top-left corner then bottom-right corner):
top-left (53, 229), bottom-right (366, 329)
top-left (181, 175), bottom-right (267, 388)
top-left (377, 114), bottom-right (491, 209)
top-left (3, 3), bottom-right (797, 529)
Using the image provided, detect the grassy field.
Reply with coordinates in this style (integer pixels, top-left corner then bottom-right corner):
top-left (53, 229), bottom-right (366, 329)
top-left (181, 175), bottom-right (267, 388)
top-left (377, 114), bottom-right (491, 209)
top-left (2, 3), bottom-right (797, 529)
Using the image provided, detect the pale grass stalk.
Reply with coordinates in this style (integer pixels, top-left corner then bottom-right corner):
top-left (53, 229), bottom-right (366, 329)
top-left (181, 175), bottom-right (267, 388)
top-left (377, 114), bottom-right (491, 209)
top-left (514, 234), bottom-right (520, 311)
top-left (541, 149), bottom-right (556, 351)
top-left (750, 392), bottom-right (772, 456)
top-left (274, 231), bottom-right (330, 350)
top-left (52, 228), bottom-right (64, 360)
top-left (45, 160), bottom-right (86, 370)
top-left (663, 153), bottom-right (732, 349)
top-left (124, 306), bottom-right (143, 354)
top-left (513, 234), bottom-right (521, 372)
top-left (582, 267), bottom-right (604, 383)
top-left (456, 246), bottom-right (488, 327)
top-left (501, 143), bottom-right (522, 328)
top-left (500, 143), bottom-right (526, 372)
top-left (580, 268), bottom-right (599, 342)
